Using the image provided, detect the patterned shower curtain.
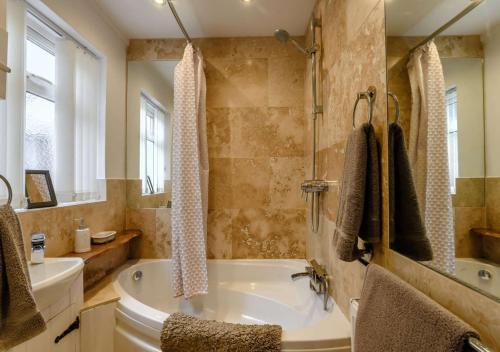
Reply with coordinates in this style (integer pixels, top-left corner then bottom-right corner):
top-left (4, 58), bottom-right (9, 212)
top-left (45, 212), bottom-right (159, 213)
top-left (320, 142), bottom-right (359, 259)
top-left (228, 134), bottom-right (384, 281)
top-left (407, 41), bottom-right (455, 274)
top-left (171, 44), bottom-right (209, 298)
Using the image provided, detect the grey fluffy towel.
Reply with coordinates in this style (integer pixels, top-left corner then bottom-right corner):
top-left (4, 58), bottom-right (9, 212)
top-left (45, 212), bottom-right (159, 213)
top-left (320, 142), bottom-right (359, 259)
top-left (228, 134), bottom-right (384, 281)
top-left (0, 205), bottom-right (46, 350)
top-left (355, 264), bottom-right (479, 352)
top-left (161, 313), bottom-right (282, 352)
top-left (389, 122), bottom-right (433, 261)
top-left (334, 123), bottom-right (381, 262)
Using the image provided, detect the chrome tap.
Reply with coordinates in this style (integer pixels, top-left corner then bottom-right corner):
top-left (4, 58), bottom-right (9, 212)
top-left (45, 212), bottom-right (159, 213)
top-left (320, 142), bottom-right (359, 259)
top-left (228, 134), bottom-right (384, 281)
top-left (291, 259), bottom-right (330, 311)
top-left (31, 232), bottom-right (45, 264)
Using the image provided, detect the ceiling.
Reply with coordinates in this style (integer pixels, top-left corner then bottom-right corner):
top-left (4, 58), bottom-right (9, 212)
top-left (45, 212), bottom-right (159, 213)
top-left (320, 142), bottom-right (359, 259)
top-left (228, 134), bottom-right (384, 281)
top-left (386, 0), bottom-right (500, 37)
top-left (95, 0), bottom-right (316, 39)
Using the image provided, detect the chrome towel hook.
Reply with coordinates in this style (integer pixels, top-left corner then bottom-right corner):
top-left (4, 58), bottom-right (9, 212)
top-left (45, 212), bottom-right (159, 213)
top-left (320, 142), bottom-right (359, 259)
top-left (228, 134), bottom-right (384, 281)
top-left (388, 91), bottom-right (400, 124)
top-left (0, 174), bottom-right (12, 206)
top-left (352, 86), bottom-right (376, 129)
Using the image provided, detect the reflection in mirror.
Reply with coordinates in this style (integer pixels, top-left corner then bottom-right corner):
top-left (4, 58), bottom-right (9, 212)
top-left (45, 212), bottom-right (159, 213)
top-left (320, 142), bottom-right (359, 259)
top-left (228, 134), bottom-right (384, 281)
top-left (25, 170), bottom-right (57, 209)
top-left (386, 0), bottom-right (500, 301)
top-left (126, 60), bottom-right (178, 209)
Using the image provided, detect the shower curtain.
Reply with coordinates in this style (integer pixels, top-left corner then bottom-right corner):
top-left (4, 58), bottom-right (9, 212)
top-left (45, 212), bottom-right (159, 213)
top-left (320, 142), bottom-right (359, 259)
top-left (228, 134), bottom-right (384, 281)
top-left (407, 41), bottom-right (455, 274)
top-left (171, 44), bottom-right (209, 298)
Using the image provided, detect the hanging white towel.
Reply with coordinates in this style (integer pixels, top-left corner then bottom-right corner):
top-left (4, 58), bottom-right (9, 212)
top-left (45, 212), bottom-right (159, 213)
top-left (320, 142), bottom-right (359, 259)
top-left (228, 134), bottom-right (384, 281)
top-left (171, 44), bottom-right (209, 298)
top-left (408, 41), bottom-right (455, 274)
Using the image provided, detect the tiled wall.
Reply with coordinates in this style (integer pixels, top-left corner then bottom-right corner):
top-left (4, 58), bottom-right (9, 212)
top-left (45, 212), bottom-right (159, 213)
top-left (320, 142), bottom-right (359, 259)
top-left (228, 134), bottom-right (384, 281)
top-left (127, 38), bottom-right (308, 260)
top-left (304, 0), bottom-right (388, 316)
top-left (17, 179), bottom-right (126, 257)
top-left (306, 0), bottom-right (500, 349)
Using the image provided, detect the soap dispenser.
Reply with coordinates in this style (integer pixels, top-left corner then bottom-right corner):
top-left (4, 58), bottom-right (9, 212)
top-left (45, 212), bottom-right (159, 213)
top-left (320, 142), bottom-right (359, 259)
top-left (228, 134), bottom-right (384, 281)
top-left (74, 218), bottom-right (91, 253)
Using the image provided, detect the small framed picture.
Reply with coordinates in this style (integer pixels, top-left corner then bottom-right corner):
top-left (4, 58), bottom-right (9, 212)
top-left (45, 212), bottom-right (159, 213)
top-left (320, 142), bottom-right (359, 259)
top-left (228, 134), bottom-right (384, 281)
top-left (25, 170), bottom-right (58, 209)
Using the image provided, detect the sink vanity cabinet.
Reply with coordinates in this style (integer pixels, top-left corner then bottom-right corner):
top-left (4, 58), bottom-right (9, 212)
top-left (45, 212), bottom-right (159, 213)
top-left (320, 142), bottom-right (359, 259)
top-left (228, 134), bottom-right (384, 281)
top-left (8, 258), bottom-right (84, 352)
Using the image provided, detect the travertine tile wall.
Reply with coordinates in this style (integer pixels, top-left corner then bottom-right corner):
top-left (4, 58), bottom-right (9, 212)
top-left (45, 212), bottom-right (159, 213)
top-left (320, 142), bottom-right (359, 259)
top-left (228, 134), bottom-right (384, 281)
top-left (17, 179), bottom-right (126, 257)
top-left (127, 37), bottom-right (308, 259)
top-left (304, 0), bottom-right (388, 317)
top-left (307, 0), bottom-right (500, 348)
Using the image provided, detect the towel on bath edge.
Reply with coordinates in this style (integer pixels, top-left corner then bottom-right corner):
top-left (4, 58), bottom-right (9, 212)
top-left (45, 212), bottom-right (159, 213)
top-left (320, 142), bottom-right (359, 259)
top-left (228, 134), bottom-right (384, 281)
top-left (161, 312), bottom-right (282, 352)
top-left (334, 123), bottom-right (381, 262)
top-left (0, 205), bottom-right (46, 350)
top-left (355, 264), bottom-right (479, 352)
top-left (389, 122), bottom-right (433, 261)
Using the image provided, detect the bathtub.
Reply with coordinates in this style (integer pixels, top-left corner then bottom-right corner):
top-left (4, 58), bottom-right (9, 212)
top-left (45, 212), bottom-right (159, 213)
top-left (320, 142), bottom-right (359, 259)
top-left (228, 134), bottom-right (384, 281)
top-left (454, 258), bottom-right (499, 298)
top-left (113, 259), bottom-right (351, 352)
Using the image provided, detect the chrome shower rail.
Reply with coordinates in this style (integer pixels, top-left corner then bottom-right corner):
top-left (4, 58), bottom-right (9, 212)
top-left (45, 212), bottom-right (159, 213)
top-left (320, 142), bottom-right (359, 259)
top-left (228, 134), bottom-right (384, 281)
top-left (166, 0), bottom-right (192, 44)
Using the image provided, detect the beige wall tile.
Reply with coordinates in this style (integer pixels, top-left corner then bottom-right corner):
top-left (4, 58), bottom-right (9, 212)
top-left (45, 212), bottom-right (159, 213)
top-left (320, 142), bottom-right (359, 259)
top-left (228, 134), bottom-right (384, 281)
top-left (268, 57), bottom-right (305, 107)
top-left (208, 158), bottom-right (233, 210)
top-left (232, 208), bottom-right (306, 259)
top-left (207, 209), bottom-right (233, 259)
top-left (17, 179), bottom-right (126, 258)
top-left (231, 158), bottom-right (271, 209)
top-left (206, 58), bottom-right (268, 108)
top-left (453, 207), bottom-right (485, 258)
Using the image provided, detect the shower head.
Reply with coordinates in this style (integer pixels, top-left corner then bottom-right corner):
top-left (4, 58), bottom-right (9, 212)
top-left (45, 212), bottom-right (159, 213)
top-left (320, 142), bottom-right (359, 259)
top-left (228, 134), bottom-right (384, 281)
top-left (274, 29), bottom-right (290, 43)
top-left (274, 29), bottom-right (308, 55)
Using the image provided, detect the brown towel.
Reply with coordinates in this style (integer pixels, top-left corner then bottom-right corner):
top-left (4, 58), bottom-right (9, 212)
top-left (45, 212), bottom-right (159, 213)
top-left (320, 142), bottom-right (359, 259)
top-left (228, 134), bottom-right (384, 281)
top-left (0, 205), bottom-right (46, 350)
top-left (355, 264), bottom-right (479, 352)
top-left (161, 313), bottom-right (282, 352)
top-left (334, 123), bottom-right (380, 262)
top-left (389, 122), bottom-right (433, 261)
top-left (359, 123), bottom-right (381, 243)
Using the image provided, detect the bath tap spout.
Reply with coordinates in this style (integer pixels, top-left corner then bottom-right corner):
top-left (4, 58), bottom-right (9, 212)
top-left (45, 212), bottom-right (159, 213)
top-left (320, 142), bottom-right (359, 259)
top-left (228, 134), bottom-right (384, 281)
top-left (291, 271), bottom-right (311, 280)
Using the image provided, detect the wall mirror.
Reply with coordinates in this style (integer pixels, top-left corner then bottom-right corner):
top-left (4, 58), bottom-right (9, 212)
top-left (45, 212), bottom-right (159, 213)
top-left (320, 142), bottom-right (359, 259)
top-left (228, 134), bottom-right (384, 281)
top-left (386, 0), bottom-right (500, 301)
top-left (126, 60), bottom-right (177, 209)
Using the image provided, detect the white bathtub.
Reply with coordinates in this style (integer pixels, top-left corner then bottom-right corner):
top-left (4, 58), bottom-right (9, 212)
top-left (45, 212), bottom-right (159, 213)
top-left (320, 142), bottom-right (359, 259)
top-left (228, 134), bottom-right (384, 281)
top-left (113, 259), bottom-right (351, 352)
top-left (455, 258), bottom-right (499, 298)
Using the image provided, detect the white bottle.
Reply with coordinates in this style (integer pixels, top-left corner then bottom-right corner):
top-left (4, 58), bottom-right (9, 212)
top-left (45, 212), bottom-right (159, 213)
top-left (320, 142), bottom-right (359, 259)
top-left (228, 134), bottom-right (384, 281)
top-left (74, 218), bottom-right (91, 253)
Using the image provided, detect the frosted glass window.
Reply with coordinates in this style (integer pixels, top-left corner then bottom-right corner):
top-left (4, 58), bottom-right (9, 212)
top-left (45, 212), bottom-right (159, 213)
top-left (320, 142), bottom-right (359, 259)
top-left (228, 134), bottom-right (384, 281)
top-left (26, 40), bottom-right (55, 84)
top-left (446, 87), bottom-right (458, 194)
top-left (24, 92), bottom-right (55, 175)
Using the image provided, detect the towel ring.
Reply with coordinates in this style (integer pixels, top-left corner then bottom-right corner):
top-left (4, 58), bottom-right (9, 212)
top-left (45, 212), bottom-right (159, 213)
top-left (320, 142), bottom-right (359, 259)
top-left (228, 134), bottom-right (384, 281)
top-left (388, 92), bottom-right (400, 124)
top-left (0, 174), bottom-right (12, 206)
top-left (352, 86), bottom-right (376, 129)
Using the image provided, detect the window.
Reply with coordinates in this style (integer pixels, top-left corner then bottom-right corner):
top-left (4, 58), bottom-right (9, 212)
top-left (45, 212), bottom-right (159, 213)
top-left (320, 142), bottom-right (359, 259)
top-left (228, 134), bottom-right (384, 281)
top-left (446, 87), bottom-right (458, 194)
top-left (0, 3), bottom-right (105, 208)
top-left (140, 94), bottom-right (167, 194)
top-left (24, 26), bottom-right (56, 178)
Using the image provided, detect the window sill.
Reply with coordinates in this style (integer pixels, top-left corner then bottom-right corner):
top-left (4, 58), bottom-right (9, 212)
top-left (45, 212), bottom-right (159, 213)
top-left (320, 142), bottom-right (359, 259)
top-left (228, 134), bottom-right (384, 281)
top-left (15, 199), bottom-right (107, 213)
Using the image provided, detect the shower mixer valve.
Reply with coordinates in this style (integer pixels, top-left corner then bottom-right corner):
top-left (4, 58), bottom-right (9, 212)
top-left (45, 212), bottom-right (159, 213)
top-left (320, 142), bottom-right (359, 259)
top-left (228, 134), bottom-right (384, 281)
top-left (301, 180), bottom-right (329, 200)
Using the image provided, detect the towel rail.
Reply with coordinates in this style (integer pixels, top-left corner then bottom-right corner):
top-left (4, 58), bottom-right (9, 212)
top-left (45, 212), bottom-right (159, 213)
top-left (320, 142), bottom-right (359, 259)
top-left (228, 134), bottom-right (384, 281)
top-left (0, 174), bottom-right (12, 206)
top-left (387, 91), bottom-right (400, 124)
top-left (353, 273), bottom-right (493, 352)
top-left (352, 86), bottom-right (376, 128)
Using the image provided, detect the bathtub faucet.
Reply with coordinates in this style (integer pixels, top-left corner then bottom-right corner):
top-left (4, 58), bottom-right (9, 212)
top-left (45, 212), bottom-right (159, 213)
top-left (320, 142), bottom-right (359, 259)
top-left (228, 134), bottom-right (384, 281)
top-left (291, 259), bottom-right (330, 311)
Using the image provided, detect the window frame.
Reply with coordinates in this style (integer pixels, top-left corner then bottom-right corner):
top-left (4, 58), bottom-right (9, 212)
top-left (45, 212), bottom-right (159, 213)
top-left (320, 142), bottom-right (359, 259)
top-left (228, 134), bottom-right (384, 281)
top-left (140, 93), bottom-right (167, 194)
top-left (446, 86), bottom-right (459, 194)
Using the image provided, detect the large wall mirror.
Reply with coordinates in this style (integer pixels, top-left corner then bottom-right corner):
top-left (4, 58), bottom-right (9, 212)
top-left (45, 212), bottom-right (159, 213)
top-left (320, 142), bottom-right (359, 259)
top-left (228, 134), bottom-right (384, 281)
top-left (126, 60), bottom-right (178, 208)
top-left (386, 0), bottom-right (500, 301)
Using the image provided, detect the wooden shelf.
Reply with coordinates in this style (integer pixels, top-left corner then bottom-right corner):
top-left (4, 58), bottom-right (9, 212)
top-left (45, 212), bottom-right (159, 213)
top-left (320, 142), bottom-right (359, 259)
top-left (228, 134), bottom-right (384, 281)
top-left (64, 230), bottom-right (142, 263)
top-left (470, 228), bottom-right (500, 240)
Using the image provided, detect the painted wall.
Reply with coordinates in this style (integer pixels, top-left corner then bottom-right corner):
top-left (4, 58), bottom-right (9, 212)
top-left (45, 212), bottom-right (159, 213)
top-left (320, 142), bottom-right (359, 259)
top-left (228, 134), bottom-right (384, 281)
top-left (127, 38), bottom-right (308, 259)
top-left (306, 0), bottom-right (500, 349)
top-left (484, 22), bottom-right (500, 177)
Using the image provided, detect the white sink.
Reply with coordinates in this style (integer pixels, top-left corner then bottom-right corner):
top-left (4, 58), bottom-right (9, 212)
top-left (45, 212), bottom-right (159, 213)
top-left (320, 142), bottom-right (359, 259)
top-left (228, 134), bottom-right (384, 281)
top-left (28, 257), bottom-right (84, 310)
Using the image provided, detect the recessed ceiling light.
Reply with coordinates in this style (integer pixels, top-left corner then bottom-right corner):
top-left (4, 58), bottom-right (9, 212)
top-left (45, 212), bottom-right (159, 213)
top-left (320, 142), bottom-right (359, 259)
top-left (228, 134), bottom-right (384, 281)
top-left (154, 0), bottom-right (167, 5)
top-left (241, 0), bottom-right (252, 3)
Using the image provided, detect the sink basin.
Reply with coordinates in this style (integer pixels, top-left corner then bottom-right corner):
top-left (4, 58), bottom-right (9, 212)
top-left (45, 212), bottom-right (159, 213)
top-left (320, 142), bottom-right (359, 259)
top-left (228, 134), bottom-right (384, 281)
top-left (28, 257), bottom-right (84, 310)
